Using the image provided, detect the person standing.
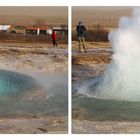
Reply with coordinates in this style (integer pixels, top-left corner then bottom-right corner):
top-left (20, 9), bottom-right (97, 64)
top-left (52, 31), bottom-right (57, 47)
top-left (76, 21), bottom-right (87, 53)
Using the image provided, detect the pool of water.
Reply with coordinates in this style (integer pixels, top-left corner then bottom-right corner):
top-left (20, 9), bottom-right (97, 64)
top-left (0, 69), bottom-right (68, 117)
top-left (73, 94), bottom-right (140, 121)
top-left (73, 89), bottom-right (140, 121)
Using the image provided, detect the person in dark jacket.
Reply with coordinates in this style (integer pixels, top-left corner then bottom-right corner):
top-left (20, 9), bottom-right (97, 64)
top-left (76, 21), bottom-right (87, 52)
top-left (52, 31), bottom-right (57, 47)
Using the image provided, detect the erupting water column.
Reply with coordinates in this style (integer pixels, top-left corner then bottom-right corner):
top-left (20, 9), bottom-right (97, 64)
top-left (77, 8), bottom-right (140, 101)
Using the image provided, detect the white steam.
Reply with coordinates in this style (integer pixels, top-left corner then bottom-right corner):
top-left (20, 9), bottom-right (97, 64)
top-left (77, 8), bottom-right (140, 101)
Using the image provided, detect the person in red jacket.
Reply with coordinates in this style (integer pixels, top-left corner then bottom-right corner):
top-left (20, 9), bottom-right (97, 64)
top-left (52, 31), bottom-right (57, 47)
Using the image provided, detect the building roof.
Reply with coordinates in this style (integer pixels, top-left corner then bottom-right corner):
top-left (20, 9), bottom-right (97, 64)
top-left (26, 26), bottom-right (48, 30)
top-left (52, 27), bottom-right (68, 30)
top-left (52, 27), bottom-right (63, 30)
top-left (13, 26), bottom-right (26, 30)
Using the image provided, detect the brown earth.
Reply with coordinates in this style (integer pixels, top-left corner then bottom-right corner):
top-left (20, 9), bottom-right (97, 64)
top-left (0, 115), bottom-right (67, 134)
top-left (72, 42), bottom-right (112, 80)
top-left (72, 120), bottom-right (140, 134)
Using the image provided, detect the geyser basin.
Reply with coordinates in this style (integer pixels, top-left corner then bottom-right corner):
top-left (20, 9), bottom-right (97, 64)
top-left (73, 93), bottom-right (140, 121)
top-left (0, 69), bottom-right (42, 97)
top-left (0, 70), bottom-right (67, 117)
top-left (73, 8), bottom-right (140, 121)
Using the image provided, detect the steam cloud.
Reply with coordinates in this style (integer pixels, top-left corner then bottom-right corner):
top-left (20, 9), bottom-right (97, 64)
top-left (77, 8), bottom-right (140, 101)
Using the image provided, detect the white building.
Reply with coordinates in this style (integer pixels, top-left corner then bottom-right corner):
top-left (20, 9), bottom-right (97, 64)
top-left (0, 25), bottom-right (12, 33)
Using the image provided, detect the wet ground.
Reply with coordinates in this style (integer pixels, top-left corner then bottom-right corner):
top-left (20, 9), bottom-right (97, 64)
top-left (0, 116), bottom-right (67, 134)
top-left (72, 120), bottom-right (140, 134)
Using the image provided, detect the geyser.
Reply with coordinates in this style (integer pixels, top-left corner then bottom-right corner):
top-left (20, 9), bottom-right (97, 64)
top-left (0, 70), bottom-right (67, 117)
top-left (76, 8), bottom-right (140, 101)
top-left (0, 69), bottom-right (44, 99)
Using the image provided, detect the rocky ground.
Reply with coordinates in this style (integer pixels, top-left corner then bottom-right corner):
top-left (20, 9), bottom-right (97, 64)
top-left (0, 116), bottom-right (67, 134)
top-left (0, 43), bottom-right (68, 73)
top-left (72, 42), bottom-right (112, 80)
top-left (72, 120), bottom-right (140, 134)
top-left (0, 42), bottom-right (68, 134)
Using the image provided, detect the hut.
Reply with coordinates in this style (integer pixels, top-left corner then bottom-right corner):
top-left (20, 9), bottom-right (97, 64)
top-left (11, 26), bottom-right (26, 34)
top-left (26, 26), bottom-right (49, 35)
top-left (0, 25), bottom-right (12, 33)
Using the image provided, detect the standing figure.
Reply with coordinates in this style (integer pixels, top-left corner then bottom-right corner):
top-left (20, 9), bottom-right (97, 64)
top-left (52, 31), bottom-right (57, 47)
top-left (76, 21), bottom-right (87, 53)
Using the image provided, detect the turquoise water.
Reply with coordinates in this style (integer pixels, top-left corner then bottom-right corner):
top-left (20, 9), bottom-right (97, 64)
top-left (73, 93), bottom-right (140, 121)
top-left (0, 70), bottom-right (68, 117)
top-left (0, 70), bottom-right (40, 96)
top-left (73, 75), bottom-right (140, 122)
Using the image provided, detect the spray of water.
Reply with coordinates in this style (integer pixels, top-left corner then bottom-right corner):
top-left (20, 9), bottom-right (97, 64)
top-left (77, 8), bottom-right (140, 101)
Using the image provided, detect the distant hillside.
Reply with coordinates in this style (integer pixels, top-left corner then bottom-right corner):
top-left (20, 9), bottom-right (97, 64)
top-left (72, 7), bottom-right (132, 28)
top-left (0, 7), bottom-right (68, 25)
